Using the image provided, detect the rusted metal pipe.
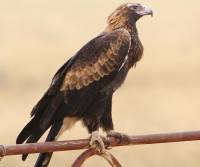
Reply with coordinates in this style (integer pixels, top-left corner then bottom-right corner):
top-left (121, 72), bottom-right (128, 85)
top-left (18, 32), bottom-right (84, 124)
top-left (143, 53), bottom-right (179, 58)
top-left (1, 130), bottom-right (200, 157)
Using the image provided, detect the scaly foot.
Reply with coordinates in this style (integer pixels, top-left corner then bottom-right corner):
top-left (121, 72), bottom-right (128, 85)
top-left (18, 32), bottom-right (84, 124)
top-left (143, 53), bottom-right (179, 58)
top-left (107, 130), bottom-right (130, 144)
top-left (89, 131), bottom-right (106, 153)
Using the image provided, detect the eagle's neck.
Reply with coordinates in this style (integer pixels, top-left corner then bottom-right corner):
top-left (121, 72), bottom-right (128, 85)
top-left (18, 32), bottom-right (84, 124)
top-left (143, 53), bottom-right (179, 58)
top-left (105, 24), bottom-right (131, 33)
top-left (104, 24), bottom-right (144, 69)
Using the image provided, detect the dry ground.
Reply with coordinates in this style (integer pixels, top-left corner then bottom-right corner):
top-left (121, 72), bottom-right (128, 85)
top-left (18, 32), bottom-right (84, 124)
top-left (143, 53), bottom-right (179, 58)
top-left (0, 0), bottom-right (200, 166)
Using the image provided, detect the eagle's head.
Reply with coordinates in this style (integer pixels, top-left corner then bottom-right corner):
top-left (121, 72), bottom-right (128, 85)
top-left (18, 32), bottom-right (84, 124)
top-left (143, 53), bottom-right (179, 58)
top-left (107, 3), bottom-right (153, 31)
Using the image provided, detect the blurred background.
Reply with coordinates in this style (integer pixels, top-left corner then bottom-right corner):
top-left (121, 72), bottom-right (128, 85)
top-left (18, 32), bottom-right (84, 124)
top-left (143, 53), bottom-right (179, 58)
top-left (1, 0), bottom-right (200, 166)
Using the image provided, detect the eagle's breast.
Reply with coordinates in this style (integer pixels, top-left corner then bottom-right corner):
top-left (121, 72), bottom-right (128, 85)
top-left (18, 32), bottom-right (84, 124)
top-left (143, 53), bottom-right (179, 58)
top-left (127, 33), bottom-right (144, 68)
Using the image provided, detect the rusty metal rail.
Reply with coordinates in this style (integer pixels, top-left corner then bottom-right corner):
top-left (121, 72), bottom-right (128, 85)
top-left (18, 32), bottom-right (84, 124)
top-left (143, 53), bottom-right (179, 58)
top-left (1, 130), bottom-right (200, 166)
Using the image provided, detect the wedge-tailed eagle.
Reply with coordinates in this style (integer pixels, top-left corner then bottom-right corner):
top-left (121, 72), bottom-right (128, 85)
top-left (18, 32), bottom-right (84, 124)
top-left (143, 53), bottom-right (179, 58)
top-left (16, 3), bottom-right (153, 166)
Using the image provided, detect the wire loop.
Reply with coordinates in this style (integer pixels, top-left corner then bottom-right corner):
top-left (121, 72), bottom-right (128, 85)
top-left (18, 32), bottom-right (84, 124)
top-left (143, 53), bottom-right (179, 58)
top-left (71, 149), bottom-right (122, 167)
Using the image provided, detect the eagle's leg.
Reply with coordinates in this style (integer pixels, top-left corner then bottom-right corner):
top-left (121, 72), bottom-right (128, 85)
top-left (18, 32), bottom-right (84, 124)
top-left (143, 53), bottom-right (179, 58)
top-left (83, 118), bottom-right (106, 153)
top-left (100, 110), bottom-right (130, 143)
top-left (89, 130), bottom-right (106, 153)
top-left (106, 130), bottom-right (131, 144)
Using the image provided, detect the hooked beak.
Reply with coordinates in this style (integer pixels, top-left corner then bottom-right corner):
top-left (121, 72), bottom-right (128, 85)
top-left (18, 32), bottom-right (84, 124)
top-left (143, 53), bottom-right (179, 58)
top-left (137, 5), bottom-right (153, 17)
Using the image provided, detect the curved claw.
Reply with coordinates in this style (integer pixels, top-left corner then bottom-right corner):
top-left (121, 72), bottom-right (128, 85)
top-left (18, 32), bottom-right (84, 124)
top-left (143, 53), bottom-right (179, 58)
top-left (89, 131), bottom-right (106, 154)
top-left (107, 131), bottom-right (131, 144)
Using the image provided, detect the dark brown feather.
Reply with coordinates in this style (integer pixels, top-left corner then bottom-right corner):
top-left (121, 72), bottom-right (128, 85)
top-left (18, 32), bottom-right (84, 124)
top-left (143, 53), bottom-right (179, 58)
top-left (60, 28), bottom-right (131, 91)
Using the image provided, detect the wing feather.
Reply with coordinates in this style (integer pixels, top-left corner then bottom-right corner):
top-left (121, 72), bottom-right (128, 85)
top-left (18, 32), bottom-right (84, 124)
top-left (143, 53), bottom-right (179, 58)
top-left (60, 28), bottom-right (131, 91)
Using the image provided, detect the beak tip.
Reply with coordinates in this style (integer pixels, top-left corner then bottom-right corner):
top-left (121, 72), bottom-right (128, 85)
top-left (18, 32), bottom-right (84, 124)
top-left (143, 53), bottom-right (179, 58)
top-left (143, 5), bottom-right (153, 17)
top-left (147, 8), bottom-right (153, 17)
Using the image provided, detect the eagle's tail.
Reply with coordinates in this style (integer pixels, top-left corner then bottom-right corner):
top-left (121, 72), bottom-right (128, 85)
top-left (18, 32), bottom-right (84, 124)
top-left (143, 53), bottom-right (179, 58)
top-left (22, 128), bottom-right (47, 161)
top-left (34, 120), bottom-right (63, 167)
top-left (16, 92), bottom-right (52, 146)
top-left (16, 118), bottom-right (49, 161)
top-left (16, 117), bottom-right (38, 144)
top-left (16, 92), bottom-right (64, 161)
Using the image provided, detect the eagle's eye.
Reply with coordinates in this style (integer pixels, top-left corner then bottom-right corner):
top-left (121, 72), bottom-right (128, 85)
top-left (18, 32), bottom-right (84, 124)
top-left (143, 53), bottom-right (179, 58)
top-left (130, 5), bottom-right (138, 10)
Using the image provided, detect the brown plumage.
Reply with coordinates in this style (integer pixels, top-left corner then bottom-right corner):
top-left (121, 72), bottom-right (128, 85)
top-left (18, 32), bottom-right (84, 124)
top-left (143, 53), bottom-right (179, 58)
top-left (60, 29), bottom-right (131, 91)
top-left (16, 3), bottom-right (153, 167)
